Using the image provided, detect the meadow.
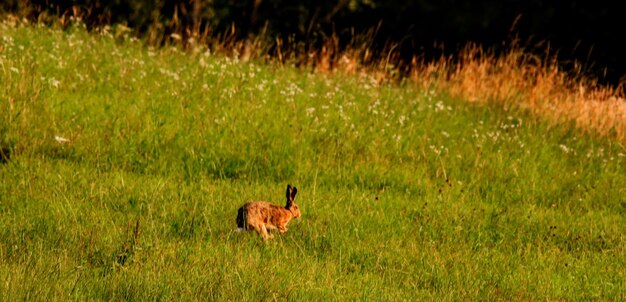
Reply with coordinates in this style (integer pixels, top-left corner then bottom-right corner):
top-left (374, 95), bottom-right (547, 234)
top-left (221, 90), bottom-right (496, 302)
top-left (1, 21), bottom-right (625, 300)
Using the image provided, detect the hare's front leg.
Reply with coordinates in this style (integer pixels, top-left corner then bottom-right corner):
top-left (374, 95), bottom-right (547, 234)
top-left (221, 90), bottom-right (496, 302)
top-left (278, 225), bottom-right (288, 234)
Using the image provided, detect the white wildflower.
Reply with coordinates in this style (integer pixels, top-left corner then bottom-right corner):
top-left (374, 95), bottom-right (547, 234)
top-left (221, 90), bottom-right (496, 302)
top-left (49, 78), bottom-right (60, 88)
top-left (398, 115), bottom-right (406, 126)
top-left (54, 136), bottom-right (70, 143)
top-left (435, 101), bottom-right (445, 112)
top-left (305, 107), bottom-right (316, 117)
top-left (170, 33), bottom-right (182, 41)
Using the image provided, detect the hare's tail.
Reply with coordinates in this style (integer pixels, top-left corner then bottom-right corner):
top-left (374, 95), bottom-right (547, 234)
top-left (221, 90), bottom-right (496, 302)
top-left (236, 207), bottom-right (246, 228)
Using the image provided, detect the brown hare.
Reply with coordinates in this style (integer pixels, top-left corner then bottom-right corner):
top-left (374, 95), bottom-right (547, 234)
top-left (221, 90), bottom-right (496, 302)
top-left (236, 184), bottom-right (301, 240)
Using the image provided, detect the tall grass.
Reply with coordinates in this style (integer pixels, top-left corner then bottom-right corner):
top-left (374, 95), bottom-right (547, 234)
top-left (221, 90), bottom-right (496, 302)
top-left (1, 19), bottom-right (625, 300)
top-left (5, 13), bottom-right (625, 141)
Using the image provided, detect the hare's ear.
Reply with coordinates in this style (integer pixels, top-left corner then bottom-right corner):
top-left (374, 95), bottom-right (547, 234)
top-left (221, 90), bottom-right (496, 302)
top-left (290, 186), bottom-right (298, 201)
top-left (286, 184), bottom-right (293, 204)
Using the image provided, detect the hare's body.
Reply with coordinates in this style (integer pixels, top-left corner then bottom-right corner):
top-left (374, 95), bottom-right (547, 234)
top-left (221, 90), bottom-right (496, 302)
top-left (236, 185), bottom-right (300, 240)
top-left (236, 202), bottom-right (296, 235)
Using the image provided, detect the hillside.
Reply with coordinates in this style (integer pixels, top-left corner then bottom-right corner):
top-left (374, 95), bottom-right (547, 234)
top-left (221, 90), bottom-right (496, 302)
top-left (1, 22), bottom-right (625, 300)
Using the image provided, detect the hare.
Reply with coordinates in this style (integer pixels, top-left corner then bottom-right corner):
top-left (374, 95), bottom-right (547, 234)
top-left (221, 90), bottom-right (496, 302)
top-left (236, 184), bottom-right (301, 240)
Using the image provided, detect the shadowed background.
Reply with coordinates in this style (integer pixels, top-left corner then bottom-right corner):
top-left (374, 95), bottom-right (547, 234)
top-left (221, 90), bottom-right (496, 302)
top-left (3, 0), bottom-right (625, 85)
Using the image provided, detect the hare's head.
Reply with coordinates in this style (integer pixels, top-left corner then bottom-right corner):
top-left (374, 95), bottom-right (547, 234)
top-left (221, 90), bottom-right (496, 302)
top-left (286, 184), bottom-right (301, 218)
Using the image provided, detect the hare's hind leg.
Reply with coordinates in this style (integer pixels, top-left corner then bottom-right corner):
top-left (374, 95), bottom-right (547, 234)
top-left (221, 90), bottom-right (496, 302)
top-left (251, 223), bottom-right (272, 240)
top-left (260, 224), bottom-right (274, 240)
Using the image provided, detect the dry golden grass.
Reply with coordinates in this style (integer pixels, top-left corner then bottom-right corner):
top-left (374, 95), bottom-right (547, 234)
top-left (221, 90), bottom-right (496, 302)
top-left (411, 44), bottom-right (626, 140)
top-left (302, 40), bottom-right (626, 141)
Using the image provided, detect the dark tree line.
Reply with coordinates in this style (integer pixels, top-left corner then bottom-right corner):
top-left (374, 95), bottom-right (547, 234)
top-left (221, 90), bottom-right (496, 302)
top-left (3, 0), bottom-right (625, 84)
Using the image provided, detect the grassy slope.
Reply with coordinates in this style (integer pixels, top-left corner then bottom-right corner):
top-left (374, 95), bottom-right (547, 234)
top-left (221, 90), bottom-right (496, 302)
top-left (1, 24), bottom-right (625, 300)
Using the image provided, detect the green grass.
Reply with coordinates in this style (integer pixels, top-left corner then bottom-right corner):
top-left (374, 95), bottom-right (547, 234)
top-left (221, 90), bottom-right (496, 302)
top-left (1, 23), bottom-right (625, 300)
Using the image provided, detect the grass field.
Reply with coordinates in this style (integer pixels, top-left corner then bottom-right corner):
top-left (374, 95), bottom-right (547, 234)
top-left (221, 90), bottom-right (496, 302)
top-left (1, 22), bottom-right (625, 300)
